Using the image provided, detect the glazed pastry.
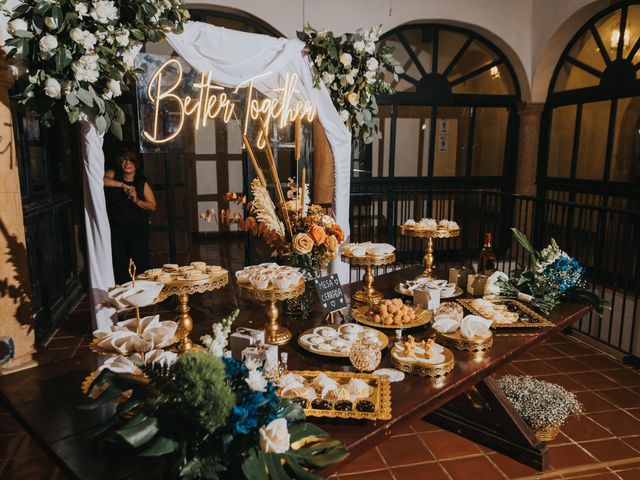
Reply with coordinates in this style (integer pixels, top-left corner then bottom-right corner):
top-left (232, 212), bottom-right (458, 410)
top-left (434, 302), bottom-right (464, 322)
top-left (162, 263), bottom-right (179, 271)
top-left (369, 298), bottom-right (416, 326)
top-left (345, 378), bottom-right (372, 399)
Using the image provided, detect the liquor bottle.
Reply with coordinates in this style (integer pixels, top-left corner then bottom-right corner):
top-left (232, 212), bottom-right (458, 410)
top-left (478, 233), bottom-right (497, 276)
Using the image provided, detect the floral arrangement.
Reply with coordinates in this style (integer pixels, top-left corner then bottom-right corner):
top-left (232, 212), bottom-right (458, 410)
top-left (498, 375), bottom-right (583, 432)
top-left (486, 228), bottom-right (610, 315)
top-left (82, 311), bottom-right (348, 480)
top-left (298, 25), bottom-right (403, 143)
top-left (5, 0), bottom-right (190, 139)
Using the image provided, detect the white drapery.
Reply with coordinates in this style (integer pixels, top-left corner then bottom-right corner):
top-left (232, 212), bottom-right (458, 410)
top-left (82, 22), bottom-right (352, 325)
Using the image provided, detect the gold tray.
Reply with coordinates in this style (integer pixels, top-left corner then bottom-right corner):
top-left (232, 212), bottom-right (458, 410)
top-left (457, 299), bottom-right (555, 329)
top-left (351, 304), bottom-right (432, 330)
top-left (279, 370), bottom-right (391, 421)
top-left (390, 345), bottom-right (454, 377)
top-left (297, 324), bottom-right (389, 358)
top-left (436, 329), bottom-right (493, 352)
top-left (394, 283), bottom-right (464, 299)
top-left (401, 226), bottom-right (461, 238)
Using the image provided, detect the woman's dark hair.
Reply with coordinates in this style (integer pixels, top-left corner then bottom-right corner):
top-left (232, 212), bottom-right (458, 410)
top-left (121, 150), bottom-right (142, 170)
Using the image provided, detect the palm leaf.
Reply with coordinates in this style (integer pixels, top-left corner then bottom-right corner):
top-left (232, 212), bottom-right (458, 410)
top-left (511, 228), bottom-right (541, 262)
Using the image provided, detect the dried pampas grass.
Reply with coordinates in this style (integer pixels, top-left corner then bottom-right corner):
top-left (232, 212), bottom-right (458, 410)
top-left (250, 179), bottom-right (285, 239)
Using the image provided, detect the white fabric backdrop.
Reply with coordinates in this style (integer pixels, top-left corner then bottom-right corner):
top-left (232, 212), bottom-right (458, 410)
top-left (82, 22), bottom-right (352, 325)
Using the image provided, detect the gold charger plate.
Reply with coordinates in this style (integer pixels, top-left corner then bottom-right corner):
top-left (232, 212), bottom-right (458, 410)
top-left (390, 345), bottom-right (454, 377)
top-left (457, 299), bottom-right (555, 329)
top-left (436, 329), bottom-right (493, 352)
top-left (394, 283), bottom-right (464, 299)
top-left (279, 370), bottom-right (391, 421)
top-left (297, 324), bottom-right (389, 358)
top-left (351, 304), bottom-right (432, 330)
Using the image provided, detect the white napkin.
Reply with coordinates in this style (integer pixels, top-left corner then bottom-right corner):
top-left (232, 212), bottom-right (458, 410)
top-left (98, 354), bottom-right (142, 374)
top-left (92, 315), bottom-right (178, 355)
top-left (432, 316), bottom-right (460, 333)
top-left (106, 280), bottom-right (164, 310)
top-left (460, 315), bottom-right (493, 339)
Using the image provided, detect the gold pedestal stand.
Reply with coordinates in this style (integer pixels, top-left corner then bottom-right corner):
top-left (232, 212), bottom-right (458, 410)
top-left (155, 271), bottom-right (229, 353)
top-left (341, 252), bottom-right (396, 305)
top-left (401, 227), bottom-right (461, 278)
top-left (238, 279), bottom-right (305, 345)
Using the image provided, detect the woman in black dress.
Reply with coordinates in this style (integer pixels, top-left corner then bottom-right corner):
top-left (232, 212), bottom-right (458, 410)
top-left (103, 150), bottom-right (157, 284)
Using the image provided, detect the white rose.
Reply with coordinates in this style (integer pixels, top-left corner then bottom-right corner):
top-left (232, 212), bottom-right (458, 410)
top-left (115, 29), bottom-right (130, 47)
top-left (347, 91), bottom-right (359, 106)
top-left (39, 34), bottom-right (58, 55)
top-left (7, 18), bottom-right (29, 36)
top-left (75, 3), bottom-right (88, 17)
top-left (90, 0), bottom-right (118, 24)
top-left (484, 271), bottom-right (509, 297)
top-left (69, 28), bottom-right (85, 43)
top-left (338, 110), bottom-right (349, 123)
top-left (353, 40), bottom-right (365, 53)
top-left (364, 70), bottom-right (377, 84)
top-left (44, 77), bottom-right (61, 99)
top-left (82, 32), bottom-right (97, 50)
top-left (121, 47), bottom-right (137, 69)
top-left (339, 52), bottom-right (352, 68)
top-left (44, 16), bottom-right (58, 30)
top-left (72, 53), bottom-right (100, 83)
top-left (321, 71), bottom-right (335, 85)
top-left (245, 369), bottom-right (268, 392)
top-left (108, 79), bottom-right (122, 97)
top-left (259, 418), bottom-right (290, 454)
top-left (366, 57), bottom-right (379, 72)
top-left (315, 53), bottom-right (324, 67)
top-left (364, 41), bottom-right (375, 54)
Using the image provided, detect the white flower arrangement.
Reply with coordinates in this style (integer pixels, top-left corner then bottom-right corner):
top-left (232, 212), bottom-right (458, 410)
top-left (5, 0), bottom-right (190, 139)
top-left (200, 309), bottom-right (239, 357)
top-left (298, 25), bottom-right (403, 144)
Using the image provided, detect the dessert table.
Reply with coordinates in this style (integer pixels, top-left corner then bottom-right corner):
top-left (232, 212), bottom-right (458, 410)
top-left (0, 266), bottom-right (589, 480)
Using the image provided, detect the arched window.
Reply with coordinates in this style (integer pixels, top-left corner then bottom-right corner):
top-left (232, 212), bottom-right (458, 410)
top-left (355, 23), bottom-right (521, 191)
top-left (540, 1), bottom-right (640, 205)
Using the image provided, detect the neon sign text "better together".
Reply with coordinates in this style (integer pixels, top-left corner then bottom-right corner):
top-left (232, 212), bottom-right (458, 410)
top-left (142, 59), bottom-right (316, 147)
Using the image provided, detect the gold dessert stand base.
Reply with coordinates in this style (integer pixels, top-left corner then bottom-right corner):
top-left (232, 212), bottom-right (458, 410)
top-left (401, 227), bottom-right (461, 279)
top-left (155, 272), bottom-right (229, 353)
top-left (342, 252), bottom-right (396, 305)
top-left (239, 279), bottom-right (305, 345)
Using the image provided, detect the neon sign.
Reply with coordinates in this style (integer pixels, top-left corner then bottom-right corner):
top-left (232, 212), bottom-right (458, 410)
top-left (142, 58), bottom-right (316, 148)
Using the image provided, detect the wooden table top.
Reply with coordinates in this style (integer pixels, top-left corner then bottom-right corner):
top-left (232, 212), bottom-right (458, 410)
top-left (0, 266), bottom-right (589, 480)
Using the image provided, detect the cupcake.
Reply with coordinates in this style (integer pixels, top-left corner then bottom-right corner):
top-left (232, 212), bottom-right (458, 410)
top-left (448, 221), bottom-right (460, 230)
top-left (272, 274), bottom-right (291, 289)
top-left (250, 274), bottom-right (270, 289)
top-left (438, 219), bottom-right (450, 229)
top-left (235, 270), bottom-right (252, 284)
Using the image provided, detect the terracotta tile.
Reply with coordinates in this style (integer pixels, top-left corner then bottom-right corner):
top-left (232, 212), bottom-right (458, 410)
top-left (441, 455), bottom-right (505, 480)
top-left (391, 422), bottom-right (415, 437)
top-left (0, 455), bottom-right (57, 480)
top-left (0, 434), bottom-right (24, 459)
top-left (548, 444), bottom-right (597, 469)
top-left (488, 452), bottom-right (539, 478)
top-left (511, 359), bottom-right (558, 376)
top-left (0, 415), bottom-right (24, 435)
top-left (563, 467), bottom-right (614, 478)
top-left (572, 371), bottom-right (621, 391)
top-left (603, 368), bottom-right (640, 388)
top-left (377, 434), bottom-right (433, 466)
top-left (547, 431), bottom-right (572, 446)
top-left (595, 388), bottom-right (640, 409)
top-left (622, 435), bottom-right (640, 451)
top-left (575, 391), bottom-right (617, 413)
top-left (493, 364), bottom-right (523, 377)
top-left (535, 373), bottom-right (585, 393)
top-left (565, 472), bottom-right (622, 480)
top-left (339, 469), bottom-right (394, 480)
top-left (617, 467), bottom-right (640, 479)
top-left (338, 447), bottom-right (386, 474)
top-left (553, 342), bottom-right (597, 356)
top-left (392, 461), bottom-right (449, 480)
top-left (589, 410), bottom-right (640, 436)
top-left (581, 438), bottom-right (640, 462)
top-left (411, 419), bottom-right (441, 433)
top-left (545, 357), bottom-right (592, 373)
top-left (420, 430), bottom-right (482, 459)
top-left (530, 344), bottom-right (564, 359)
top-left (627, 408), bottom-right (640, 420)
top-left (544, 335), bottom-right (573, 345)
top-left (578, 355), bottom-right (624, 371)
top-left (45, 336), bottom-right (82, 349)
top-left (561, 415), bottom-right (613, 442)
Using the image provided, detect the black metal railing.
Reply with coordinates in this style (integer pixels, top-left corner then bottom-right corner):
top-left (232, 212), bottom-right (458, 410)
top-left (349, 187), bottom-right (640, 364)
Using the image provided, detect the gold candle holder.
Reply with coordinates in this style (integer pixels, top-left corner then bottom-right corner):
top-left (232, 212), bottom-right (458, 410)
top-left (238, 279), bottom-right (305, 345)
top-left (400, 227), bottom-right (461, 278)
top-left (341, 252), bottom-right (396, 304)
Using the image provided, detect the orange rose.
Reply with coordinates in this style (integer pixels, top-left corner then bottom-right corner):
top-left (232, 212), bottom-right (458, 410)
top-left (292, 233), bottom-right (313, 254)
top-left (309, 224), bottom-right (327, 245)
top-left (326, 234), bottom-right (339, 252)
top-left (329, 224), bottom-right (344, 243)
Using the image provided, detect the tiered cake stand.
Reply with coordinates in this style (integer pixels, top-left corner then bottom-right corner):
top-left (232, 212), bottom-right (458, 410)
top-left (341, 252), bottom-right (396, 304)
top-left (401, 227), bottom-right (461, 278)
top-left (238, 279), bottom-right (305, 345)
top-left (155, 270), bottom-right (229, 352)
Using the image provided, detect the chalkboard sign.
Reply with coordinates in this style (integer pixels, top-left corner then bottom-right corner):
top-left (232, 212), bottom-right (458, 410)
top-left (313, 274), bottom-right (347, 315)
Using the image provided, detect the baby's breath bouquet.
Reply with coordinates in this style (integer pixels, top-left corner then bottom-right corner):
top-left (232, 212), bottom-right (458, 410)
top-left (298, 25), bottom-right (403, 143)
top-left (5, 0), bottom-right (190, 139)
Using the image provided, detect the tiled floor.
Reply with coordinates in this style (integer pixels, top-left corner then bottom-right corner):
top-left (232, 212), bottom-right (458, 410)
top-left (1, 238), bottom-right (639, 479)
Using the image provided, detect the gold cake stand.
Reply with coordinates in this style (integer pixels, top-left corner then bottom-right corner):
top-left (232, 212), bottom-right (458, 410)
top-left (155, 270), bottom-right (229, 353)
top-left (238, 279), bottom-right (305, 345)
top-left (401, 227), bottom-right (461, 278)
top-left (341, 252), bottom-right (396, 305)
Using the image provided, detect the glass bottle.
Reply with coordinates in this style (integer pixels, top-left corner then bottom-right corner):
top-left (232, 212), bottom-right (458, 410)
top-left (478, 232), bottom-right (497, 276)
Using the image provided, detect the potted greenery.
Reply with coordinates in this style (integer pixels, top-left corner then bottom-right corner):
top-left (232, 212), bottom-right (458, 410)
top-left (497, 375), bottom-right (583, 441)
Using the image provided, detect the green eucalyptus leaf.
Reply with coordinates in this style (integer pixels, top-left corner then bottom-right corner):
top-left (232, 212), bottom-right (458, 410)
top-left (67, 107), bottom-right (79, 124)
top-left (33, 1), bottom-right (52, 15)
top-left (282, 456), bottom-right (323, 480)
top-left (51, 5), bottom-right (63, 26)
top-left (13, 30), bottom-right (33, 39)
top-left (66, 92), bottom-right (79, 106)
top-left (130, 29), bottom-right (144, 41)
